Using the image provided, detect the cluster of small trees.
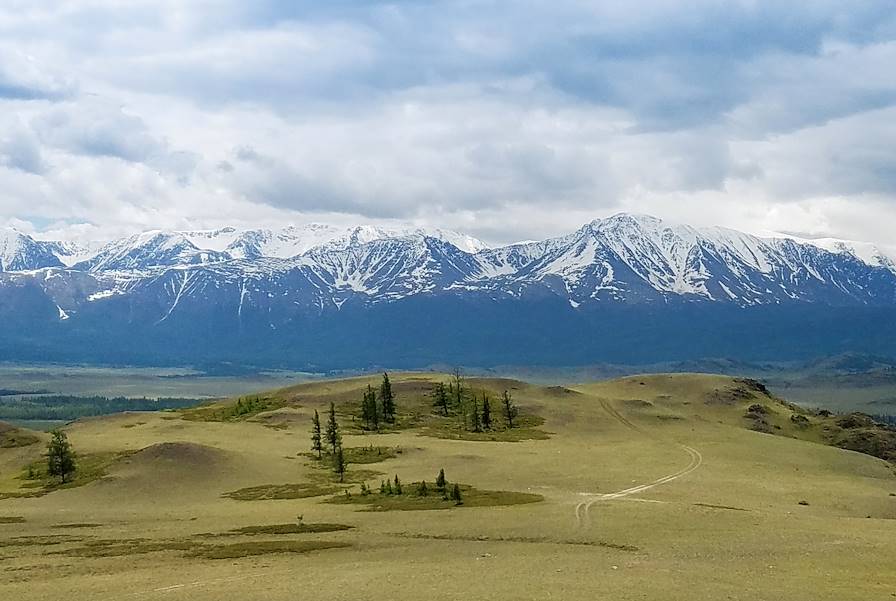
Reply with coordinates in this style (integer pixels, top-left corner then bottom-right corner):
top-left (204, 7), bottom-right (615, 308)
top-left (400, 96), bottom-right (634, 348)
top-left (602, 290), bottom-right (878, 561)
top-left (362, 469), bottom-right (462, 505)
top-left (360, 373), bottom-right (396, 430)
top-left (310, 402), bottom-right (347, 481)
top-left (432, 370), bottom-right (518, 433)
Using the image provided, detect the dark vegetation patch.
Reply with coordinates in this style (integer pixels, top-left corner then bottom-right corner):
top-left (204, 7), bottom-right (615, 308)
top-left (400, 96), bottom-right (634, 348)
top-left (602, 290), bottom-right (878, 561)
top-left (180, 394), bottom-right (291, 422)
top-left (0, 516), bottom-right (25, 524)
top-left (329, 483), bottom-right (543, 512)
top-left (391, 532), bottom-right (638, 552)
top-left (544, 386), bottom-right (582, 397)
top-left (223, 466), bottom-right (379, 501)
top-left (706, 384), bottom-right (757, 405)
top-left (0, 534), bottom-right (84, 548)
top-left (223, 483), bottom-right (343, 501)
top-left (52, 523), bottom-right (103, 529)
top-left (189, 540), bottom-right (349, 560)
top-left (623, 399), bottom-right (654, 409)
top-left (419, 414), bottom-right (548, 442)
top-left (735, 378), bottom-right (771, 396)
top-left (227, 523), bottom-right (353, 536)
top-left (0, 421), bottom-right (39, 448)
top-left (1, 451), bottom-right (134, 499)
top-left (693, 503), bottom-right (749, 512)
top-left (790, 414), bottom-right (810, 428)
top-left (60, 538), bottom-right (199, 557)
top-left (833, 424), bottom-right (896, 462)
top-left (0, 395), bottom-right (201, 421)
top-left (56, 536), bottom-right (349, 560)
top-left (303, 445), bottom-right (401, 465)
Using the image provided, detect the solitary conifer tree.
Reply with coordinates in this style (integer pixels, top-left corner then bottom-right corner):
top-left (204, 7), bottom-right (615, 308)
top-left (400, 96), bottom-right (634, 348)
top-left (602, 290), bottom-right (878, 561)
top-left (417, 480), bottom-right (428, 496)
top-left (502, 390), bottom-right (518, 429)
top-left (310, 410), bottom-right (323, 459)
top-left (385, 480), bottom-right (393, 495)
top-left (333, 442), bottom-right (346, 482)
top-left (46, 430), bottom-right (76, 484)
top-left (452, 368), bottom-right (464, 409)
top-left (393, 474), bottom-right (402, 495)
top-left (451, 483), bottom-right (463, 505)
top-left (325, 402), bottom-right (341, 454)
top-left (380, 480), bottom-right (387, 494)
top-left (470, 398), bottom-right (482, 432)
top-left (436, 468), bottom-right (446, 490)
top-left (380, 372), bottom-right (395, 423)
top-left (481, 395), bottom-right (492, 430)
top-left (433, 382), bottom-right (450, 417)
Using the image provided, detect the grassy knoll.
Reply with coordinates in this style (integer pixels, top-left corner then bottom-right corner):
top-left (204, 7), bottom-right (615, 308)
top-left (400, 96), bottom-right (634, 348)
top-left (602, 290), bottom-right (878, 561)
top-left (0, 450), bottom-right (133, 499)
top-left (0, 421), bottom-right (40, 448)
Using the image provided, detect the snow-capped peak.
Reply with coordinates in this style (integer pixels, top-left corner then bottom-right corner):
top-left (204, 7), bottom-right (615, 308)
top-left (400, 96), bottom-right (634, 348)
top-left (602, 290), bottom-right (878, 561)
top-left (76, 230), bottom-right (229, 272)
top-left (0, 227), bottom-right (63, 272)
top-left (797, 237), bottom-right (895, 272)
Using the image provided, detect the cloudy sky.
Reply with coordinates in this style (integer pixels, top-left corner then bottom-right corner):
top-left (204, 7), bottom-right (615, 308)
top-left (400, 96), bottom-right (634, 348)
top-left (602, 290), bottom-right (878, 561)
top-left (1, 1), bottom-right (895, 246)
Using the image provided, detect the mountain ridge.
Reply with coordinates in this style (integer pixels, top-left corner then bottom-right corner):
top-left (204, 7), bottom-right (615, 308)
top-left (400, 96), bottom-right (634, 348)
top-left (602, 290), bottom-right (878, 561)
top-left (2, 213), bottom-right (895, 369)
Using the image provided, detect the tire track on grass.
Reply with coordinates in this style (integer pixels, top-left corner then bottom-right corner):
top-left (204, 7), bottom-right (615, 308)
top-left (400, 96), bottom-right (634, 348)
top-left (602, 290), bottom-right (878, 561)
top-left (575, 399), bottom-right (703, 526)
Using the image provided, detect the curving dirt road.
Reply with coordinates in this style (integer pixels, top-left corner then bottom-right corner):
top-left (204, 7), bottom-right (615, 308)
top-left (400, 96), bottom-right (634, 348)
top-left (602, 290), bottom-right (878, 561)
top-left (574, 399), bottom-right (703, 527)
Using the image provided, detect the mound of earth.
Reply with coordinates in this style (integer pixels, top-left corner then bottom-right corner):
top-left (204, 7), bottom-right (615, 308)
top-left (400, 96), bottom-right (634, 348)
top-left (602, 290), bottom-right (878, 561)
top-left (98, 442), bottom-right (238, 500)
top-left (0, 421), bottom-right (40, 448)
top-left (125, 442), bottom-right (229, 469)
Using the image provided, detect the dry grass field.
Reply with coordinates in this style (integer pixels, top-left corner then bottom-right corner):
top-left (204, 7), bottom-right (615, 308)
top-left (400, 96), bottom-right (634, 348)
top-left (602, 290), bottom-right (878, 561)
top-left (1, 373), bottom-right (894, 600)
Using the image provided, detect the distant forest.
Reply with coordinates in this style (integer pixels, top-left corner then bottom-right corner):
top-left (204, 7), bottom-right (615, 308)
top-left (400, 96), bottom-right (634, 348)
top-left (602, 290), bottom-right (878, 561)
top-left (0, 395), bottom-right (204, 421)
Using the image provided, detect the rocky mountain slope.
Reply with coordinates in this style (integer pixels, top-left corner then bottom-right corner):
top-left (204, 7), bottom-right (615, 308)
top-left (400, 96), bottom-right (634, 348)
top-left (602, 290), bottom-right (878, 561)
top-left (1, 214), bottom-right (894, 368)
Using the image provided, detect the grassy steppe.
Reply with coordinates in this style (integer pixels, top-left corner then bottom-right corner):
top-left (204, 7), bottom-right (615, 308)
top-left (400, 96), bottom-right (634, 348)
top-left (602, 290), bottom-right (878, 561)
top-left (0, 372), bottom-right (894, 600)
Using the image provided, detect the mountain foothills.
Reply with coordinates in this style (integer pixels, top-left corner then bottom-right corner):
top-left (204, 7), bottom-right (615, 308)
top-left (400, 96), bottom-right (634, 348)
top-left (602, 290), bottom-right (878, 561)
top-left (1, 214), bottom-right (895, 368)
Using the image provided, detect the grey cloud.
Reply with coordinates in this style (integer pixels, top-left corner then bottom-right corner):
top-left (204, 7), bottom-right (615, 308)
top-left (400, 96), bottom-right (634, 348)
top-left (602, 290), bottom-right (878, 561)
top-left (33, 100), bottom-right (162, 162)
top-left (0, 1), bottom-right (895, 246)
top-left (0, 125), bottom-right (47, 174)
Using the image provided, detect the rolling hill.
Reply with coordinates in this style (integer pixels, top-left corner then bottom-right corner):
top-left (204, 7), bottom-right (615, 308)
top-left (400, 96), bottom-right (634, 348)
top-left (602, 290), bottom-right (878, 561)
top-left (0, 373), bottom-right (893, 600)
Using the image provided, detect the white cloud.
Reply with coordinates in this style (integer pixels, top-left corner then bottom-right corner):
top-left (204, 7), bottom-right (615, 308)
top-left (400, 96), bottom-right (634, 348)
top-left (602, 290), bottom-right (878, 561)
top-left (0, 1), bottom-right (894, 246)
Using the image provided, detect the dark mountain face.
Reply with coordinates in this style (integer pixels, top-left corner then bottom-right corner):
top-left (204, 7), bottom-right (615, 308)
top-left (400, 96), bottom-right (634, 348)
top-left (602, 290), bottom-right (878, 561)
top-left (1, 214), bottom-right (895, 369)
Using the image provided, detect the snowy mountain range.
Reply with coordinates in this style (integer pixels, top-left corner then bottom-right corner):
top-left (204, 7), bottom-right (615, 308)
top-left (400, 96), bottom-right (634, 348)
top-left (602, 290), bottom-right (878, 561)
top-left (2, 214), bottom-right (895, 368)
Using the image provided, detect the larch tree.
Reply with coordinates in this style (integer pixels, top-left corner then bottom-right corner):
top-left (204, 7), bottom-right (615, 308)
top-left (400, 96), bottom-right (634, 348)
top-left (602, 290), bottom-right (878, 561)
top-left (432, 382), bottom-right (450, 417)
top-left (452, 368), bottom-right (464, 410)
top-left (310, 410), bottom-right (323, 459)
top-left (325, 402), bottom-right (341, 454)
top-left (502, 390), bottom-right (518, 429)
top-left (380, 372), bottom-right (395, 423)
top-left (451, 483), bottom-right (463, 505)
top-left (481, 395), bottom-right (492, 430)
top-left (469, 398), bottom-right (482, 433)
top-left (46, 430), bottom-right (76, 484)
top-left (333, 442), bottom-right (346, 482)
